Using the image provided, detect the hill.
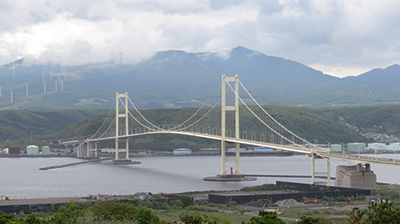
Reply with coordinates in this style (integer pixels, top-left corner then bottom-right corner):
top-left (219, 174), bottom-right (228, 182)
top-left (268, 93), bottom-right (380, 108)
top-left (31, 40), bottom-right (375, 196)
top-left (52, 106), bottom-right (370, 151)
top-left (0, 109), bottom-right (106, 147)
top-left (5, 104), bottom-right (400, 151)
top-left (312, 105), bottom-right (400, 142)
top-left (1, 47), bottom-right (400, 109)
top-left (343, 64), bottom-right (400, 87)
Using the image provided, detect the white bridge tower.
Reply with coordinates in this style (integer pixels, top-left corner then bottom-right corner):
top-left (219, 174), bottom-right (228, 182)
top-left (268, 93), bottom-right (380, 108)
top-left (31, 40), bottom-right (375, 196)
top-left (221, 75), bottom-right (241, 175)
top-left (115, 92), bottom-right (130, 162)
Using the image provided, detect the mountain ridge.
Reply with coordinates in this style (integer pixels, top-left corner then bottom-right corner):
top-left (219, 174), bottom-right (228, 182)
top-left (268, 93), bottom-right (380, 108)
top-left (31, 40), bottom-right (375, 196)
top-left (343, 64), bottom-right (400, 87)
top-left (1, 46), bottom-right (400, 109)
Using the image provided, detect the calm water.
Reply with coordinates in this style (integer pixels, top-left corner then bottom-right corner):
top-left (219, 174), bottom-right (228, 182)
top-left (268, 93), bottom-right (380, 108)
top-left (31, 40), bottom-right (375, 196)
top-left (1, 154), bottom-right (400, 199)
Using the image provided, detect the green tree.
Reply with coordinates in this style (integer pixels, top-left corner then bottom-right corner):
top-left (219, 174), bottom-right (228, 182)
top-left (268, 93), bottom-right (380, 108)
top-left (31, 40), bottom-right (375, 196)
top-left (296, 216), bottom-right (332, 224)
top-left (0, 214), bottom-right (17, 224)
top-left (169, 199), bottom-right (184, 208)
top-left (47, 205), bottom-right (56, 214)
top-left (88, 202), bottom-right (137, 221)
top-left (50, 203), bottom-right (84, 224)
top-left (134, 207), bottom-right (160, 224)
top-left (177, 211), bottom-right (229, 224)
top-left (248, 211), bottom-right (285, 224)
top-left (349, 200), bottom-right (400, 224)
top-left (22, 214), bottom-right (49, 224)
top-left (88, 202), bottom-right (159, 224)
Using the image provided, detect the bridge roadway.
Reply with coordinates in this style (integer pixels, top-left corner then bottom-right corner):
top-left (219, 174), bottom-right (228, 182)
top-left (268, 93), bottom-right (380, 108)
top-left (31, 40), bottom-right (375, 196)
top-left (87, 130), bottom-right (400, 167)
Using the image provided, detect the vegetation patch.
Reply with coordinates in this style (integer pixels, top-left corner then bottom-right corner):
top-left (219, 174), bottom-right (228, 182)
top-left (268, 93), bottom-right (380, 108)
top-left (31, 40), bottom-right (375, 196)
top-left (241, 183), bottom-right (282, 192)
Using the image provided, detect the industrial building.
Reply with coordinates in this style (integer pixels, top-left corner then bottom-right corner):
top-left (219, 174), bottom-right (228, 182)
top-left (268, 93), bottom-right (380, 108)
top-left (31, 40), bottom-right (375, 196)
top-left (329, 142), bottom-right (400, 153)
top-left (41, 146), bottom-right (51, 155)
top-left (388, 143), bottom-right (400, 151)
top-left (173, 148), bottom-right (192, 155)
top-left (209, 181), bottom-right (372, 204)
top-left (347, 143), bottom-right (366, 152)
top-left (227, 148), bottom-right (246, 152)
top-left (199, 148), bottom-right (219, 155)
top-left (330, 144), bottom-right (342, 152)
top-left (26, 145), bottom-right (39, 155)
top-left (4, 146), bottom-right (20, 154)
top-left (254, 147), bottom-right (274, 151)
top-left (368, 143), bottom-right (400, 152)
top-left (335, 163), bottom-right (376, 190)
top-left (367, 143), bottom-right (388, 151)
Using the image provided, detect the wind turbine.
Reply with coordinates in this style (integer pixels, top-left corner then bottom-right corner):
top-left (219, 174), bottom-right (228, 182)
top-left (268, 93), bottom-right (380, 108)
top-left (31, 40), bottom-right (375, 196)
top-left (10, 90), bottom-right (13, 103)
top-left (0, 86), bottom-right (2, 97)
top-left (60, 80), bottom-right (64, 92)
top-left (43, 82), bottom-right (46, 94)
top-left (12, 63), bottom-right (15, 76)
top-left (25, 83), bottom-right (29, 96)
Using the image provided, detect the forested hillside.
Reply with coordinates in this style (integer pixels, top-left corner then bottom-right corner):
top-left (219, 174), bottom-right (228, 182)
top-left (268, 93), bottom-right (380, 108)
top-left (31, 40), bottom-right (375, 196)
top-left (313, 105), bottom-right (400, 142)
top-left (55, 106), bottom-right (370, 151)
top-left (0, 109), bottom-right (106, 147)
top-left (3, 104), bottom-right (400, 151)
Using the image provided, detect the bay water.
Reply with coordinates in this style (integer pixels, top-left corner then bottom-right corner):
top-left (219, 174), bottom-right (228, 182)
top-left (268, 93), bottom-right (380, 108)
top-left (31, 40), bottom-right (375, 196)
top-left (1, 154), bottom-right (399, 199)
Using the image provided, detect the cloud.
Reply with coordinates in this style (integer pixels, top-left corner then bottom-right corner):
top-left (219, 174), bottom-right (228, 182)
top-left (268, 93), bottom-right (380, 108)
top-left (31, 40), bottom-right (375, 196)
top-left (1, 12), bottom-right (157, 65)
top-left (0, 1), bottom-right (258, 66)
top-left (0, 0), bottom-right (400, 77)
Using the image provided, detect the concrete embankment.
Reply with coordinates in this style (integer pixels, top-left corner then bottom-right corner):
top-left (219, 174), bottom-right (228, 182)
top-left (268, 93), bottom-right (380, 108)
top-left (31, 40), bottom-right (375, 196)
top-left (39, 158), bottom-right (112, 170)
top-left (0, 155), bottom-right (76, 158)
top-left (204, 174), bottom-right (336, 181)
top-left (243, 174), bottom-right (336, 180)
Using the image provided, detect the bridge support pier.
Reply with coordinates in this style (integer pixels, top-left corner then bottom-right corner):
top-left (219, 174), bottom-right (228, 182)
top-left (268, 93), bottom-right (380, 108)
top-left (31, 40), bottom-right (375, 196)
top-left (86, 141), bottom-right (98, 158)
top-left (73, 144), bottom-right (79, 156)
top-left (311, 152), bottom-right (331, 186)
top-left (76, 142), bottom-right (87, 158)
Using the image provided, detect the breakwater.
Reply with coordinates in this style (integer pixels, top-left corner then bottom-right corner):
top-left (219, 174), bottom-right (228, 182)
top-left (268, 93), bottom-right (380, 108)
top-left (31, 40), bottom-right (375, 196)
top-left (39, 158), bottom-right (112, 170)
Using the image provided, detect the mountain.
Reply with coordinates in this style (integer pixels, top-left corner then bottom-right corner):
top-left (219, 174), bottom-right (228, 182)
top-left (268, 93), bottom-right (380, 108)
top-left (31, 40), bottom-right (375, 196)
top-left (1, 47), bottom-right (400, 109)
top-left (343, 64), bottom-right (400, 87)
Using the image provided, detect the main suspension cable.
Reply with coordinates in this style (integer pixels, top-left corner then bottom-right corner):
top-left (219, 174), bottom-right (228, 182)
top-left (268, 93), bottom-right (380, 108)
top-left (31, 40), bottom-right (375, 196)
top-left (170, 81), bottom-right (222, 131)
top-left (88, 98), bottom-right (116, 140)
top-left (238, 80), bottom-right (317, 147)
top-left (225, 80), bottom-right (307, 148)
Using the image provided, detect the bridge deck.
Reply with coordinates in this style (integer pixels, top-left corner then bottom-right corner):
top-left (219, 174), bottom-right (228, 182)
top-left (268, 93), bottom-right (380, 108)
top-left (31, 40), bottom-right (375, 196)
top-left (83, 130), bottom-right (400, 167)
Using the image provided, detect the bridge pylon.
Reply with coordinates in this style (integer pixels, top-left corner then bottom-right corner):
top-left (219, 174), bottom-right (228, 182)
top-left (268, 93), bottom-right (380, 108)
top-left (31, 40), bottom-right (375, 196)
top-left (221, 74), bottom-right (240, 175)
top-left (204, 75), bottom-right (256, 181)
top-left (114, 92), bottom-right (132, 163)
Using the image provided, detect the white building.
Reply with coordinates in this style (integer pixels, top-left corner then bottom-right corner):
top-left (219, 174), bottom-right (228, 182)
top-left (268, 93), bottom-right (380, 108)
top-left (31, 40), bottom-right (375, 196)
top-left (173, 148), bottom-right (192, 155)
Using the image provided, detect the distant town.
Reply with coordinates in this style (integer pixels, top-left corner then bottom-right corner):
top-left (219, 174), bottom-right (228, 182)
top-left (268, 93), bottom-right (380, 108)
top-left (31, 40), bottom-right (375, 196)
top-left (2, 143), bottom-right (400, 158)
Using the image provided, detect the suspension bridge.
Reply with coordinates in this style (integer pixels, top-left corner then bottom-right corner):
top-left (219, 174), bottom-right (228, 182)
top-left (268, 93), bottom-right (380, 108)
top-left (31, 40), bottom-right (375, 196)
top-left (62, 75), bottom-right (400, 184)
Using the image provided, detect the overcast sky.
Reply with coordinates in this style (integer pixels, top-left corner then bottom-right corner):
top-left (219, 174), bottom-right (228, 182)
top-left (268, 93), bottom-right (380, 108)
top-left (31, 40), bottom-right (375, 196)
top-left (0, 0), bottom-right (399, 78)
